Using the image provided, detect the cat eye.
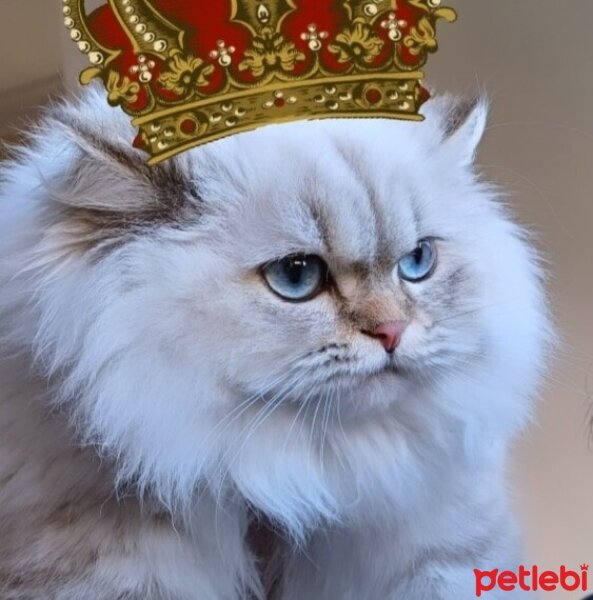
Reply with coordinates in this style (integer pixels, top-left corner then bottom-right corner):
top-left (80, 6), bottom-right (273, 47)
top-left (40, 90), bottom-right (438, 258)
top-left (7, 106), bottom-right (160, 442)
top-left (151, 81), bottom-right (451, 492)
top-left (262, 254), bottom-right (328, 301)
top-left (398, 239), bottom-right (438, 283)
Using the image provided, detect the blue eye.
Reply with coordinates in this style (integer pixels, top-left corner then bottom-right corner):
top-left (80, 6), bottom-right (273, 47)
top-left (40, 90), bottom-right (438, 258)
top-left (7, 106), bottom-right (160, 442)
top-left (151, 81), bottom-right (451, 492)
top-left (398, 239), bottom-right (438, 282)
top-left (263, 254), bottom-right (328, 301)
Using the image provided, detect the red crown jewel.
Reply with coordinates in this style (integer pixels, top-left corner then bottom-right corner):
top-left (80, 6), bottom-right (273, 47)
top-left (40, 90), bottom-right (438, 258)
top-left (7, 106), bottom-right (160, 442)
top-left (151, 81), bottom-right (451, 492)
top-left (63, 0), bottom-right (456, 163)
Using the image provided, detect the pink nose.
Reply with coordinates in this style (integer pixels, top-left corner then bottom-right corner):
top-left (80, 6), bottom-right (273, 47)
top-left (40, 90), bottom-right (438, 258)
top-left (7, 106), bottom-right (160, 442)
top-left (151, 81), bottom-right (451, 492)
top-left (367, 321), bottom-right (408, 354)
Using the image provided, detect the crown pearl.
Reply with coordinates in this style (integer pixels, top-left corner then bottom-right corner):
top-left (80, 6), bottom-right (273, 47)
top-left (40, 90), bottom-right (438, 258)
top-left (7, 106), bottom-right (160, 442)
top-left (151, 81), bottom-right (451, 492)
top-left (309, 39), bottom-right (322, 51)
top-left (301, 24), bottom-right (329, 52)
top-left (130, 55), bottom-right (155, 82)
top-left (381, 13), bottom-right (407, 42)
top-left (88, 51), bottom-right (104, 65)
top-left (257, 4), bottom-right (271, 24)
top-left (210, 41), bottom-right (236, 67)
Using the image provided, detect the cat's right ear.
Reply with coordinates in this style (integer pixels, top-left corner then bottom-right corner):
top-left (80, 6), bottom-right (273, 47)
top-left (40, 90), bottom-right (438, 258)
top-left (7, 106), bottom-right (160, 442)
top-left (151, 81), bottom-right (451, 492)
top-left (429, 95), bottom-right (489, 167)
top-left (7, 86), bottom-right (200, 261)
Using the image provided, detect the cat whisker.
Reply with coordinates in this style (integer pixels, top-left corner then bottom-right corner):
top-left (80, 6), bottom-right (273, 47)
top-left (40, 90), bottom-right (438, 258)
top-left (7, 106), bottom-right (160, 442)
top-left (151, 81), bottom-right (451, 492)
top-left (192, 367), bottom-right (294, 486)
top-left (211, 378), bottom-right (300, 534)
top-left (431, 300), bottom-right (520, 326)
top-left (318, 388), bottom-right (331, 475)
top-left (219, 369), bottom-right (306, 462)
top-left (280, 376), bottom-right (318, 459)
top-left (321, 382), bottom-right (339, 472)
top-left (217, 371), bottom-right (310, 497)
top-left (307, 385), bottom-right (325, 470)
top-left (541, 373), bottom-right (592, 401)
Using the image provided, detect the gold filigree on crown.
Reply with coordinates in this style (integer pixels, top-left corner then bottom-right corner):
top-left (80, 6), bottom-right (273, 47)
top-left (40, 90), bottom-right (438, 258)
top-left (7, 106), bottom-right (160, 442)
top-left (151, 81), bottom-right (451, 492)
top-left (62, 0), bottom-right (456, 164)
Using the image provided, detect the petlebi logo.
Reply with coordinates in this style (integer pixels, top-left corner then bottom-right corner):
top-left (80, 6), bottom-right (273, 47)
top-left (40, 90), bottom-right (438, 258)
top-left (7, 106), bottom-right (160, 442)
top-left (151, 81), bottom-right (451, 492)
top-left (474, 564), bottom-right (589, 597)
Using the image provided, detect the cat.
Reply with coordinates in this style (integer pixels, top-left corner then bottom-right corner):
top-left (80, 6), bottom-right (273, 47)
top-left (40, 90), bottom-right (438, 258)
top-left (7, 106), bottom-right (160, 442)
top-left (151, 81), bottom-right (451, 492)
top-left (0, 84), bottom-right (550, 599)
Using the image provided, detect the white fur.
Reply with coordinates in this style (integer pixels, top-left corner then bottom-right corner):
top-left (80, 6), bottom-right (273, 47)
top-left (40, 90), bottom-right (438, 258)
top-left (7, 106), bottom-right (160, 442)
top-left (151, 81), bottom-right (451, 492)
top-left (0, 86), bottom-right (550, 598)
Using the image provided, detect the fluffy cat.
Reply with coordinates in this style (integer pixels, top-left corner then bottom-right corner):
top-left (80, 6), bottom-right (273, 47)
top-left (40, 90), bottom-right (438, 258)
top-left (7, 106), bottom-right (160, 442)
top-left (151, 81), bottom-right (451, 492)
top-left (0, 85), bottom-right (550, 599)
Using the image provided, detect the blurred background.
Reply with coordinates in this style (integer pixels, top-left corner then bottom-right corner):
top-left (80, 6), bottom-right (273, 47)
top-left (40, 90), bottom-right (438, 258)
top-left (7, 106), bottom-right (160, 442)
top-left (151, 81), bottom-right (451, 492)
top-left (0, 1), bottom-right (591, 594)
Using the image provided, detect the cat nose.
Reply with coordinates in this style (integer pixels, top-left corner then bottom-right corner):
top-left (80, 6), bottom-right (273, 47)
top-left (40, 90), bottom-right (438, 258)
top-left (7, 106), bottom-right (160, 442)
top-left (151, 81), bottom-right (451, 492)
top-left (365, 321), bottom-right (408, 354)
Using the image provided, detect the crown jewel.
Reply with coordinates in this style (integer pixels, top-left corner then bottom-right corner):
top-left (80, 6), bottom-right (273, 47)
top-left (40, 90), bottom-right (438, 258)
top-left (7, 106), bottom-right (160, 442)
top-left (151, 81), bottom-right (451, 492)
top-left (63, 0), bottom-right (456, 163)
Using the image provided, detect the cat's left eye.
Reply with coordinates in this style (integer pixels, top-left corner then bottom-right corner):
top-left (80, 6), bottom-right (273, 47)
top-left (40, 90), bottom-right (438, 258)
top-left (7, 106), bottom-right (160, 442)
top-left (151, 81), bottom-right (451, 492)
top-left (398, 239), bottom-right (438, 283)
top-left (262, 254), bottom-right (328, 302)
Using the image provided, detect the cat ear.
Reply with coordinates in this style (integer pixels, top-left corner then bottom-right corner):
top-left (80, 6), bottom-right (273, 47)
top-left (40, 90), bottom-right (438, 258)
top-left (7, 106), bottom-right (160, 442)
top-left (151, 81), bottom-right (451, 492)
top-left (12, 88), bottom-right (201, 259)
top-left (436, 95), bottom-right (489, 166)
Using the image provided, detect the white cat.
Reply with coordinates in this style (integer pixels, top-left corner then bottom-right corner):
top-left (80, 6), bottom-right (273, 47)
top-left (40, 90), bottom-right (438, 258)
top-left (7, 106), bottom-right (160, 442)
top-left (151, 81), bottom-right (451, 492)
top-left (0, 85), bottom-right (550, 599)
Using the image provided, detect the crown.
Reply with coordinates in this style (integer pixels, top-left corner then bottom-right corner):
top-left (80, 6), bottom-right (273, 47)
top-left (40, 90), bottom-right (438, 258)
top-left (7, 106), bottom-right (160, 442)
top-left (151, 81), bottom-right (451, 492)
top-left (581, 564), bottom-right (589, 571)
top-left (62, 0), bottom-right (456, 164)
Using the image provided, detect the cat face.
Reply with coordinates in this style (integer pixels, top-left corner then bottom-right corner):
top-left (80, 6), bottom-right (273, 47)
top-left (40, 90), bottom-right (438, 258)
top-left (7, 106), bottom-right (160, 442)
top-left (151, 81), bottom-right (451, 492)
top-left (183, 119), bottom-right (484, 413)
top-left (0, 89), bottom-right (548, 522)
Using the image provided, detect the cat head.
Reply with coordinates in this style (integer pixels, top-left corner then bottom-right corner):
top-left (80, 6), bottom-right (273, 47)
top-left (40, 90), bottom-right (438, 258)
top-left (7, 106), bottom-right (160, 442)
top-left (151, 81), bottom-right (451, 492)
top-left (0, 86), bottom-right (549, 531)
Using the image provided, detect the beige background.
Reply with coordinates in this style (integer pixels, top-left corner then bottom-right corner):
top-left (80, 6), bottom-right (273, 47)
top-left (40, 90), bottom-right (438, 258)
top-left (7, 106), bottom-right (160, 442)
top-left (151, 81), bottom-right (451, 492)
top-left (1, 1), bottom-right (592, 596)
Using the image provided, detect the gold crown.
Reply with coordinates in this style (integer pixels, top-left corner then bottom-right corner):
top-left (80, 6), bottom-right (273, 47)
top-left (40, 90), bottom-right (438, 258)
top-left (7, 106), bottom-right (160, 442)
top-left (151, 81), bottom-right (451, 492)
top-left (63, 0), bottom-right (456, 164)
